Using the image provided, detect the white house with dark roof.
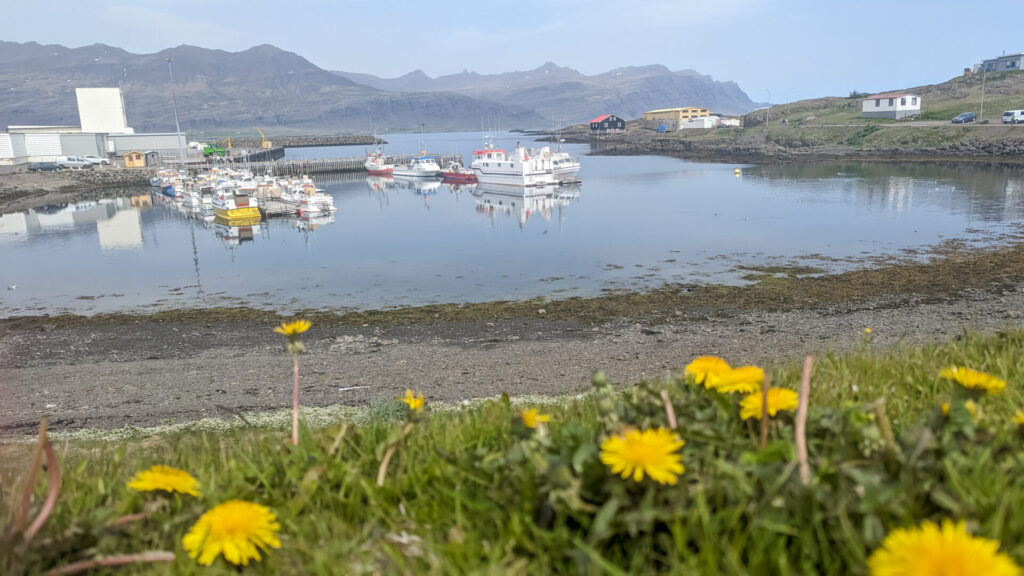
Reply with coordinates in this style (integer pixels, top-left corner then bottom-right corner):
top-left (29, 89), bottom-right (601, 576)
top-left (861, 92), bottom-right (921, 119)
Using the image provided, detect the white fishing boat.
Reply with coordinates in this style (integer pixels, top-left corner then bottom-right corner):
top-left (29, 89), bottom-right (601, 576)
top-left (470, 142), bottom-right (555, 187)
top-left (393, 154), bottom-right (441, 178)
top-left (550, 143), bottom-right (581, 179)
top-left (279, 177), bottom-right (336, 213)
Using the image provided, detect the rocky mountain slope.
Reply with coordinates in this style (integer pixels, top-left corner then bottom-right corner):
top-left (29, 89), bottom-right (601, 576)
top-left (0, 41), bottom-right (545, 133)
top-left (336, 62), bottom-right (758, 120)
top-left (0, 41), bottom-right (756, 133)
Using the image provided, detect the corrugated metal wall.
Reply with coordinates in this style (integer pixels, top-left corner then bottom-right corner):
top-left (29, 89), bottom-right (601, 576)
top-left (24, 133), bottom-right (62, 161)
top-left (59, 134), bottom-right (105, 157)
top-left (108, 133), bottom-right (181, 155)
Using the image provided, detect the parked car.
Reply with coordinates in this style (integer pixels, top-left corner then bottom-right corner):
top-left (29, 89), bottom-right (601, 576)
top-left (27, 162), bottom-right (62, 172)
top-left (83, 155), bottom-right (111, 165)
top-left (951, 112), bottom-right (977, 123)
top-left (55, 156), bottom-right (93, 169)
top-left (1003, 110), bottom-right (1024, 124)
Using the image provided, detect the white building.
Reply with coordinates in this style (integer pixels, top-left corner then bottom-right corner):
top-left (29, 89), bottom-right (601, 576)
top-left (861, 92), bottom-right (921, 120)
top-left (978, 53), bottom-right (1023, 73)
top-left (681, 116), bottom-right (720, 129)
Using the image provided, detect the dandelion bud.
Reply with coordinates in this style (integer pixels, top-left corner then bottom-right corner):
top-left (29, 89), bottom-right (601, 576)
top-left (597, 396), bottom-right (616, 416)
top-left (591, 371), bottom-right (608, 388)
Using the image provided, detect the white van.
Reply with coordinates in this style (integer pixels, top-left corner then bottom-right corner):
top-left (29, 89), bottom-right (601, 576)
top-left (1002, 110), bottom-right (1024, 124)
top-left (55, 156), bottom-right (93, 169)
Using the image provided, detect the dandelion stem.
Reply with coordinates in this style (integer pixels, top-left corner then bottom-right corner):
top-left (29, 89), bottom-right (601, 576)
top-left (44, 551), bottom-right (175, 575)
top-left (291, 354), bottom-right (299, 446)
top-left (759, 375), bottom-right (770, 448)
top-left (660, 389), bottom-right (678, 429)
top-left (377, 423), bottom-right (414, 486)
top-left (796, 355), bottom-right (813, 486)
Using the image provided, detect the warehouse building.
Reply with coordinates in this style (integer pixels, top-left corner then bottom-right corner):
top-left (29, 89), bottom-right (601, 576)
top-left (1, 87), bottom-right (183, 166)
top-left (642, 107), bottom-right (710, 131)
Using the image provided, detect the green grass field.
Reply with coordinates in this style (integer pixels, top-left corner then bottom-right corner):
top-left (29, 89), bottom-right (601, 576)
top-left (3, 329), bottom-right (1024, 574)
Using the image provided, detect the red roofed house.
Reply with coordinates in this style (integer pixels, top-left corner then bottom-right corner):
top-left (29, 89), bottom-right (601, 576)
top-left (590, 114), bottom-right (626, 136)
top-left (861, 92), bottom-right (921, 119)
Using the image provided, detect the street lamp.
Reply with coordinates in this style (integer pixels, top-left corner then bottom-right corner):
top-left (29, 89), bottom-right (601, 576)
top-left (979, 67), bottom-right (986, 122)
top-left (764, 89), bottom-right (771, 123)
top-left (165, 57), bottom-right (186, 168)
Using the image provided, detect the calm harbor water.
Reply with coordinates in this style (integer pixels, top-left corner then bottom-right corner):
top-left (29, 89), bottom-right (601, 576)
top-left (2, 132), bottom-right (1023, 317)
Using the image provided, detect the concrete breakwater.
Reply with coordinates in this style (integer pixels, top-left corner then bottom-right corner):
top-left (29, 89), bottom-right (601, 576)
top-left (229, 135), bottom-right (381, 149)
top-left (250, 153), bottom-right (463, 176)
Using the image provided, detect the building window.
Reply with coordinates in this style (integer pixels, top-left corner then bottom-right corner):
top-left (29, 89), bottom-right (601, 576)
top-left (875, 99), bottom-right (880, 107)
top-left (900, 97), bottom-right (906, 106)
top-left (912, 97), bottom-right (918, 105)
top-left (888, 98), bottom-right (895, 106)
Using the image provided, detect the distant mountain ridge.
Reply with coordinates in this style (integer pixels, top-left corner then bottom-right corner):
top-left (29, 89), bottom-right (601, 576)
top-left (334, 62), bottom-right (757, 120)
top-left (0, 41), bottom-right (756, 133)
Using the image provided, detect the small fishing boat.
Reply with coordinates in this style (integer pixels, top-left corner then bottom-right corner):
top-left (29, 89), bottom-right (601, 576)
top-left (364, 145), bottom-right (394, 175)
top-left (470, 141), bottom-right (555, 187)
top-left (212, 192), bottom-right (261, 222)
top-left (393, 154), bottom-right (441, 178)
top-left (440, 161), bottom-right (477, 183)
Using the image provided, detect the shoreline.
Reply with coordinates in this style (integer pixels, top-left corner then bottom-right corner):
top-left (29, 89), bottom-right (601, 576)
top-left (3, 239), bottom-right (1024, 434)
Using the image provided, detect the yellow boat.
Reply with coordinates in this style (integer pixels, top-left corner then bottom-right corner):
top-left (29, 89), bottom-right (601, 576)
top-left (212, 193), bottom-right (261, 222)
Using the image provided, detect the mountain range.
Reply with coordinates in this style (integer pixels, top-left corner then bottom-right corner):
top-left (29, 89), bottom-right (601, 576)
top-left (0, 41), bottom-right (757, 133)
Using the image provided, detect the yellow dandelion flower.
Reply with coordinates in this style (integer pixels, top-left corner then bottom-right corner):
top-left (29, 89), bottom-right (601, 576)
top-left (399, 389), bottom-right (425, 411)
top-left (707, 365), bottom-right (765, 394)
top-left (941, 400), bottom-right (979, 420)
top-left (865, 327), bottom-right (872, 334)
top-left (1012, 410), bottom-right (1024, 426)
top-left (520, 408), bottom-right (551, 429)
top-left (684, 356), bottom-right (731, 387)
top-left (868, 518), bottom-right (1020, 576)
top-left (739, 388), bottom-right (799, 420)
top-left (127, 465), bottom-right (201, 497)
top-left (183, 500), bottom-right (281, 566)
top-left (599, 427), bottom-right (685, 485)
top-left (938, 366), bottom-right (1005, 395)
top-left (273, 319), bottom-right (311, 337)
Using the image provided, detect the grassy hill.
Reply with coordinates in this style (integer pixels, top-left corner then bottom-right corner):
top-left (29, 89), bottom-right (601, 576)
top-left (572, 71), bottom-right (1024, 161)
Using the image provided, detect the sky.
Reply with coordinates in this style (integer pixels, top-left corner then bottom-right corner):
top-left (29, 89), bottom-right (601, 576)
top-left (1, 0), bottom-right (1020, 104)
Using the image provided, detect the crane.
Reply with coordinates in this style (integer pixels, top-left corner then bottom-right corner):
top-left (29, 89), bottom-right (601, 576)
top-left (255, 127), bottom-right (272, 149)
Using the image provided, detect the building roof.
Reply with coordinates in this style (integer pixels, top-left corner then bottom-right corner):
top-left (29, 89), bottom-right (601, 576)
top-left (646, 107), bottom-right (708, 114)
top-left (591, 114), bottom-right (612, 123)
top-left (865, 92), bottom-right (920, 99)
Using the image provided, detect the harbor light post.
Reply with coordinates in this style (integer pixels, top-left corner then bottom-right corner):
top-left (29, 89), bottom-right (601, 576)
top-left (165, 57), bottom-right (186, 168)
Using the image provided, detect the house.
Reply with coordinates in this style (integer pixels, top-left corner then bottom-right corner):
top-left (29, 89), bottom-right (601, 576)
top-left (589, 114), bottom-right (626, 136)
top-left (642, 107), bottom-right (710, 130)
top-left (861, 93), bottom-right (921, 120)
top-left (122, 151), bottom-right (145, 167)
top-left (978, 53), bottom-right (1023, 73)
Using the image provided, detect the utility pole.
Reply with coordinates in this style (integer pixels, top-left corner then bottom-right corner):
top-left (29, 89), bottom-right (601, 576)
top-left (979, 67), bottom-right (986, 122)
top-left (165, 57), bottom-right (186, 169)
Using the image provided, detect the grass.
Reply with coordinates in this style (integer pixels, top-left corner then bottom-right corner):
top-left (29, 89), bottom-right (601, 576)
top-left (3, 329), bottom-right (1024, 574)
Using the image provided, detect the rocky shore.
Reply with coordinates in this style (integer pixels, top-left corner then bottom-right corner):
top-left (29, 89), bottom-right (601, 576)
top-left (0, 168), bottom-right (152, 213)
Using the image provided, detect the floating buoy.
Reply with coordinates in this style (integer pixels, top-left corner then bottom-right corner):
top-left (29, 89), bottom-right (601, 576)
top-left (734, 168), bottom-right (741, 175)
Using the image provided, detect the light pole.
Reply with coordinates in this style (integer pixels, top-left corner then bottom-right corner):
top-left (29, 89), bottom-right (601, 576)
top-left (165, 57), bottom-right (186, 169)
top-left (979, 67), bottom-right (986, 122)
top-left (764, 89), bottom-right (771, 124)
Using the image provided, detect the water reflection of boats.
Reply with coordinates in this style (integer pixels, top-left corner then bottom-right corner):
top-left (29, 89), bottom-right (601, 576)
top-left (213, 216), bottom-right (261, 246)
top-left (472, 183), bottom-right (581, 226)
top-left (443, 182), bottom-right (477, 195)
top-left (293, 211), bottom-right (336, 231)
top-left (366, 175), bottom-right (397, 193)
top-left (394, 175), bottom-right (442, 195)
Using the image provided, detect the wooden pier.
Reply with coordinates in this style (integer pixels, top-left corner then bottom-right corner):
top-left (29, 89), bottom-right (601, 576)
top-left (246, 153), bottom-right (462, 176)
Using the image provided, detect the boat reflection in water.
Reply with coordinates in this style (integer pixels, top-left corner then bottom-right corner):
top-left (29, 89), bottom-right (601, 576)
top-left (293, 211), bottom-right (335, 231)
top-left (213, 215), bottom-right (261, 246)
top-left (442, 181), bottom-right (477, 195)
top-left (472, 183), bottom-right (581, 227)
top-left (393, 175), bottom-right (442, 195)
top-left (365, 175), bottom-right (397, 194)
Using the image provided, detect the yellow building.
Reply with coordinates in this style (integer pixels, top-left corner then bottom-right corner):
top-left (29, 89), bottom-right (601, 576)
top-left (643, 107), bottom-right (710, 130)
top-left (122, 150), bottom-right (145, 167)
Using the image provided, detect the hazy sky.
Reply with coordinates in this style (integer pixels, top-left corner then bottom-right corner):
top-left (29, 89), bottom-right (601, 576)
top-left (2, 0), bottom-right (1019, 103)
